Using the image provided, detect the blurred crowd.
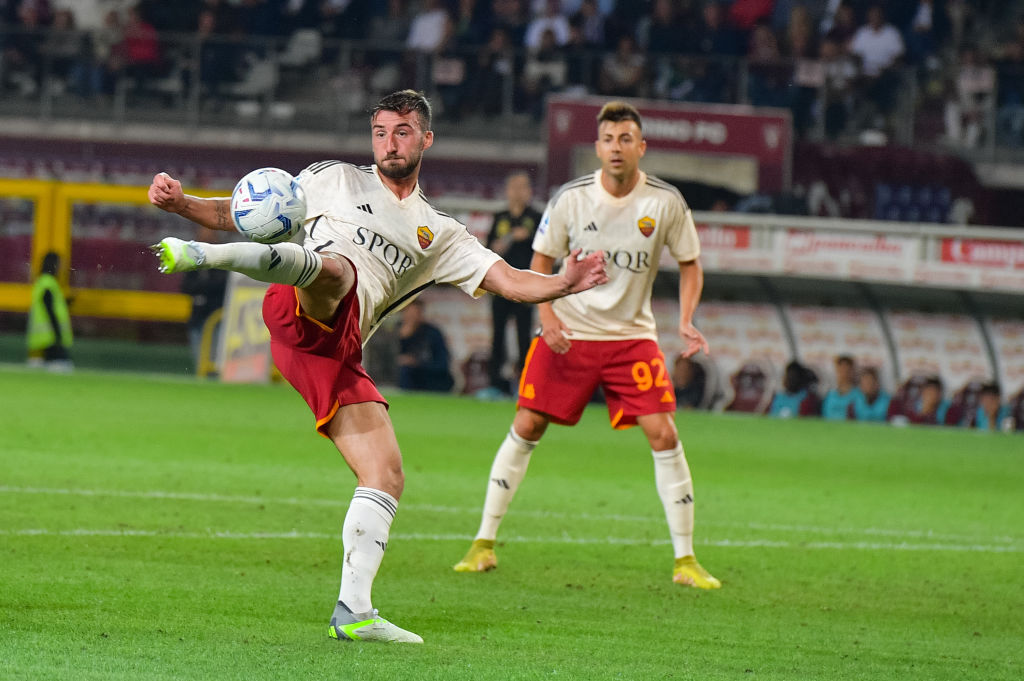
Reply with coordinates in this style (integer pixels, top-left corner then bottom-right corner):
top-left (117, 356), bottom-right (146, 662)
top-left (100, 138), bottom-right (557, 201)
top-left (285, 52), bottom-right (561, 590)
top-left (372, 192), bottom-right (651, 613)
top-left (2, 1), bottom-right (1024, 145)
top-left (673, 351), bottom-right (1023, 433)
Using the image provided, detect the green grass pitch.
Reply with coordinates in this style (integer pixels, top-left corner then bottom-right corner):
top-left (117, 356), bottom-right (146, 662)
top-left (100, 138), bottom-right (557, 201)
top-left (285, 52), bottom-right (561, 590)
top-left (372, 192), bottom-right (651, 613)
top-left (1, 366), bottom-right (1021, 680)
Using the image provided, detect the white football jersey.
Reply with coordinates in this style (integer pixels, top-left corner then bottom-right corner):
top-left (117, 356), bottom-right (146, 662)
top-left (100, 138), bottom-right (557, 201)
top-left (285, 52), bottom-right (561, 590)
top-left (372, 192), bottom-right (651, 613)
top-left (296, 161), bottom-right (502, 341)
top-left (533, 169), bottom-right (700, 341)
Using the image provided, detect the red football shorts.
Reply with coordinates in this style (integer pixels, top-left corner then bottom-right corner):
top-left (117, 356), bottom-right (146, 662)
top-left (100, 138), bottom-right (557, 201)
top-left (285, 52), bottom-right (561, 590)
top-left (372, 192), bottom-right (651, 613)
top-left (262, 280), bottom-right (385, 438)
top-left (517, 337), bottom-right (676, 428)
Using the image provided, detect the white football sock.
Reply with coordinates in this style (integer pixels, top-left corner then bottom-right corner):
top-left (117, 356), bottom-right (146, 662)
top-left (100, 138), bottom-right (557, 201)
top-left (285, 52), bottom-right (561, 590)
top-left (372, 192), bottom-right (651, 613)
top-left (652, 442), bottom-right (695, 558)
top-left (200, 241), bottom-right (322, 288)
top-left (338, 487), bottom-right (397, 615)
top-left (475, 428), bottom-right (538, 541)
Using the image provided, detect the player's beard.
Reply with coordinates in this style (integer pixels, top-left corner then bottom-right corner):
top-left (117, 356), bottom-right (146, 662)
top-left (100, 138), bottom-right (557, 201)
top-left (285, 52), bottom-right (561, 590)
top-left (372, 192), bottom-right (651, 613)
top-left (377, 149), bottom-right (423, 180)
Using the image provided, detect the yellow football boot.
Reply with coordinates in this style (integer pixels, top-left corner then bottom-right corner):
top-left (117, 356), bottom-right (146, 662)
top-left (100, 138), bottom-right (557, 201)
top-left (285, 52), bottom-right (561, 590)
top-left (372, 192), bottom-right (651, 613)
top-left (673, 555), bottom-right (721, 589)
top-left (453, 538), bottom-right (498, 572)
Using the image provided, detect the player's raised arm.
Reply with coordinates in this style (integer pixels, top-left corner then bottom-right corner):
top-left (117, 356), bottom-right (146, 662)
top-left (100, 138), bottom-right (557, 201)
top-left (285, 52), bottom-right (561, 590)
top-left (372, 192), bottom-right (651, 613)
top-left (479, 248), bottom-right (606, 304)
top-left (148, 172), bottom-right (234, 232)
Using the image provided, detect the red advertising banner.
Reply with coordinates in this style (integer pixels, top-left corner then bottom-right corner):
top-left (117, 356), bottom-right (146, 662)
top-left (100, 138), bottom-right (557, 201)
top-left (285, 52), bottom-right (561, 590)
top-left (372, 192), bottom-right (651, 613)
top-left (546, 95), bottom-right (792, 193)
top-left (940, 238), bottom-right (1024, 269)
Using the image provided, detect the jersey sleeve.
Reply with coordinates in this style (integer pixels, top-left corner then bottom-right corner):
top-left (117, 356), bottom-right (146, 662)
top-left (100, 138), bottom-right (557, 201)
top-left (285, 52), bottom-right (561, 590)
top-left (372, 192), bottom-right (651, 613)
top-left (531, 191), bottom-right (570, 259)
top-left (665, 198), bottom-right (701, 263)
top-left (433, 224), bottom-right (503, 298)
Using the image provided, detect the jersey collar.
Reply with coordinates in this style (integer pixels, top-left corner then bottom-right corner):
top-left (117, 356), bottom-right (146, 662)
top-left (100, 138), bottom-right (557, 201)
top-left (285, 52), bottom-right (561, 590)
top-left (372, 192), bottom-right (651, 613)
top-left (595, 169), bottom-right (646, 205)
top-left (372, 164), bottom-right (421, 207)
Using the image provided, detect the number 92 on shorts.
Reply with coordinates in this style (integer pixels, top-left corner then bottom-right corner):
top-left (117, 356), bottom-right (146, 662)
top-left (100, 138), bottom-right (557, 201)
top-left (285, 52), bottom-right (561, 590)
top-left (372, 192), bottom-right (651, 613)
top-left (517, 337), bottom-right (676, 429)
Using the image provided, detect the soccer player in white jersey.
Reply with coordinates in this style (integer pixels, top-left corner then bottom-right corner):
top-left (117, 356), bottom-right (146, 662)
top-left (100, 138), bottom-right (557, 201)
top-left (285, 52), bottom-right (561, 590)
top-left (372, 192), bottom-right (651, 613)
top-left (454, 101), bottom-right (720, 589)
top-left (147, 90), bottom-right (608, 643)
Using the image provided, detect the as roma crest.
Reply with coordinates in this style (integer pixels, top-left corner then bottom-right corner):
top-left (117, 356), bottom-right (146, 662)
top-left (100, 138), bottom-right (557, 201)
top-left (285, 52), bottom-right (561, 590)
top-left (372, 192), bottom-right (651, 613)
top-left (637, 216), bottom-right (655, 238)
top-left (416, 225), bottom-right (434, 249)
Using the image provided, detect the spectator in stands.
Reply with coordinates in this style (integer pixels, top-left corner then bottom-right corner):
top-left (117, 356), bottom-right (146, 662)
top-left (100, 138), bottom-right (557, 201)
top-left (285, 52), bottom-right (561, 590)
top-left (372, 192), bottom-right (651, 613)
top-left (398, 300), bottom-right (455, 393)
top-left (851, 366), bottom-right (890, 422)
top-left (39, 9), bottom-right (84, 89)
top-left (991, 16), bottom-right (1024, 146)
top-left (524, 0), bottom-right (570, 49)
top-left (745, 21), bottom-right (790, 108)
top-left (570, 0), bottom-right (604, 47)
top-left (491, 0), bottom-right (530, 46)
top-left (906, 375), bottom-right (950, 425)
top-left (849, 4), bottom-right (906, 131)
top-left (686, 0), bottom-right (743, 103)
top-left (1, 1), bottom-right (44, 95)
top-left (406, 0), bottom-right (454, 54)
top-left (597, 33), bottom-right (646, 98)
top-left (483, 171), bottom-right (542, 397)
top-left (521, 26), bottom-right (568, 117)
top-left (823, 1), bottom-right (858, 48)
top-left (636, 0), bottom-right (689, 55)
top-left (944, 44), bottom-right (996, 148)
top-left (471, 26), bottom-right (518, 117)
top-left (673, 354), bottom-right (707, 410)
top-left (821, 354), bottom-right (861, 420)
top-left (973, 382), bottom-right (1010, 431)
top-left (769, 360), bottom-right (821, 418)
top-left (903, 0), bottom-right (949, 71)
top-left (26, 251), bottom-right (73, 372)
top-left (107, 5), bottom-right (163, 85)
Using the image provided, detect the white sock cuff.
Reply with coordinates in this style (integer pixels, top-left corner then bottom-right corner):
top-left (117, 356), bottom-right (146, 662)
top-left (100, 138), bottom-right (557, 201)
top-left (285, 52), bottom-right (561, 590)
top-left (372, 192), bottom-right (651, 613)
top-left (352, 487), bottom-right (398, 522)
top-left (652, 442), bottom-right (684, 460)
top-left (509, 427), bottom-right (539, 449)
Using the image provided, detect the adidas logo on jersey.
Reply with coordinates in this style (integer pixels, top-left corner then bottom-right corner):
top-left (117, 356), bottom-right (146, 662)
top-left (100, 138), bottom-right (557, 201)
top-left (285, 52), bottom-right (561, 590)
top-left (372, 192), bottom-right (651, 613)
top-left (584, 221), bottom-right (598, 232)
top-left (356, 203), bottom-right (373, 214)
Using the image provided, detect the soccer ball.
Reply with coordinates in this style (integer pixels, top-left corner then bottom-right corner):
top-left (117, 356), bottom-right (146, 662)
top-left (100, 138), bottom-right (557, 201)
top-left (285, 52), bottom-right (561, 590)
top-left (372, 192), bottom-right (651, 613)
top-left (230, 167), bottom-right (307, 244)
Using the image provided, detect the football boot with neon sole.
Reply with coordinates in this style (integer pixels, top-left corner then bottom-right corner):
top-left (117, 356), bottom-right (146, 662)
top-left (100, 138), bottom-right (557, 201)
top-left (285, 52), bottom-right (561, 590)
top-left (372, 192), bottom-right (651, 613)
top-left (673, 555), bottom-right (721, 589)
top-left (453, 538), bottom-right (497, 572)
top-left (327, 601), bottom-right (422, 643)
top-left (150, 237), bottom-right (206, 273)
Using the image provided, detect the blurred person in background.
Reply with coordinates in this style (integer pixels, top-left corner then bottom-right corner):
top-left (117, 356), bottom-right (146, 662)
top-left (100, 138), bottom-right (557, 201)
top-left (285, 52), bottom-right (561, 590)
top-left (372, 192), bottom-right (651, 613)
top-left (848, 3), bottom-right (905, 132)
top-left (397, 299), bottom-right (454, 393)
top-left (973, 382), bottom-right (1010, 431)
top-left (821, 354), bottom-right (861, 420)
top-left (26, 251), bottom-right (73, 372)
top-left (483, 170), bottom-right (542, 398)
top-left (851, 366), bottom-right (890, 422)
top-left (672, 353), bottom-right (707, 410)
top-left (907, 375), bottom-right (950, 425)
top-left (769, 360), bottom-right (820, 418)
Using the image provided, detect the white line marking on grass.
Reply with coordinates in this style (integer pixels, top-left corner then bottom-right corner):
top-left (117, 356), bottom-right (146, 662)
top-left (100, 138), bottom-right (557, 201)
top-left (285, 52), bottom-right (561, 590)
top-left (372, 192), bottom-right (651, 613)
top-left (0, 528), bottom-right (1019, 553)
top-left (2, 485), bottom-right (1018, 546)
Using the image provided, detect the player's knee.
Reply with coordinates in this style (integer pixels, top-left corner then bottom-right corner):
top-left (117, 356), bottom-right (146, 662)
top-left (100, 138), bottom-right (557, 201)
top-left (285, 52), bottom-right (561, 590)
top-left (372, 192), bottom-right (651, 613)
top-left (645, 421), bottom-right (679, 451)
top-left (313, 254), bottom-right (354, 296)
top-left (513, 409), bottom-right (548, 441)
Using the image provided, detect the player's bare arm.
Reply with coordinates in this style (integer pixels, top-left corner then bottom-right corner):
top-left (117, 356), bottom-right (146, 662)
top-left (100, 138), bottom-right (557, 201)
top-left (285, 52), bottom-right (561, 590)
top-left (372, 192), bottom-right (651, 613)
top-left (529, 252), bottom-right (573, 354)
top-left (148, 172), bottom-right (233, 232)
top-left (678, 258), bottom-right (709, 357)
top-left (480, 248), bottom-right (606, 304)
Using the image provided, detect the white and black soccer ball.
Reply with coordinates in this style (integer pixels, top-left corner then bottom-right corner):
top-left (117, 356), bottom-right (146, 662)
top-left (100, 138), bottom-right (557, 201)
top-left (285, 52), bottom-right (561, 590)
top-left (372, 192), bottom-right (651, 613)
top-left (230, 167), bottom-right (307, 244)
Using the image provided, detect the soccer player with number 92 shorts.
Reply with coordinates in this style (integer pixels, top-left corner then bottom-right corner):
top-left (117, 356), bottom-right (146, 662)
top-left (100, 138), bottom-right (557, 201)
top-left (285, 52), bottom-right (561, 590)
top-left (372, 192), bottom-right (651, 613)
top-left (455, 101), bottom-right (721, 589)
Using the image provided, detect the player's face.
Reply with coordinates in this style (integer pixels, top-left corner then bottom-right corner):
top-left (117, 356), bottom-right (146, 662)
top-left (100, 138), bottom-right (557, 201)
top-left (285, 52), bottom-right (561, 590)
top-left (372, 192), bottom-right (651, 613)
top-left (371, 110), bottom-right (434, 181)
top-left (595, 120), bottom-right (646, 181)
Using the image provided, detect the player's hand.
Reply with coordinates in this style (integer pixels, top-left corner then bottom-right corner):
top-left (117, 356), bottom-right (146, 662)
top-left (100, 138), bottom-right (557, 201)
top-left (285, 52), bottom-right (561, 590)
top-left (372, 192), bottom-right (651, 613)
top-left (148, 172), bottom-right (187, 214)
top-left (679, 322), bottom-right (709, 358)
top-left (562, 248), bottom-right (607, 294)
top-left (540, 311), bottom-right (572, 354)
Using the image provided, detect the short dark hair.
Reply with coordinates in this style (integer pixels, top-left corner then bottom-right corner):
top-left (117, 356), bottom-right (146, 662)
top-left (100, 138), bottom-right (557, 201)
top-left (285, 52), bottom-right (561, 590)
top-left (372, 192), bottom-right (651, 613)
top-left (372, 89), bottom-right (432, 131)
top-left (835, 355), bottom-right (855, 367)
top-left (980, 382), bottom-right (1001, 398)
top-left (597, 101), bottom-right (642, 131)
